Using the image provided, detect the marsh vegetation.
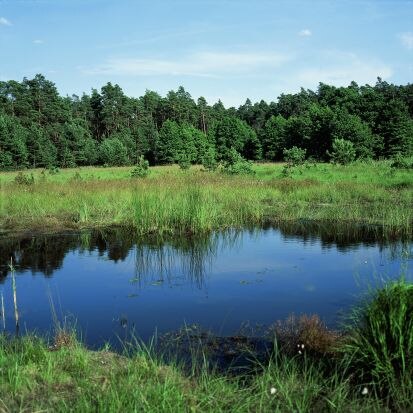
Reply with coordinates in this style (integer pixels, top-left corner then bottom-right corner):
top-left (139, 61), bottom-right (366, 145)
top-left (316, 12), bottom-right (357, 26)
top-left (0, 161), bottom-right (412, 236)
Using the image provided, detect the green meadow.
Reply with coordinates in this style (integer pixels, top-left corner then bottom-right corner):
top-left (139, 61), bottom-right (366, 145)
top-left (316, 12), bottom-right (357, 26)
top-left (0, 161), bottom-right (412, 236)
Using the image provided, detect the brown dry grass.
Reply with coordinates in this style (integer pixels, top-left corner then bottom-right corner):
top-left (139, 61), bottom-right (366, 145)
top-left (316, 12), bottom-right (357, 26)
top-left (271, 314), bottom-right (342, 356)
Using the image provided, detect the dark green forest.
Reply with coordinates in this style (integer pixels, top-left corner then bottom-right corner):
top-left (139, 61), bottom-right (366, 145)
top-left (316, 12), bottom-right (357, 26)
top-left (0, 74), bottom-right (412, 170)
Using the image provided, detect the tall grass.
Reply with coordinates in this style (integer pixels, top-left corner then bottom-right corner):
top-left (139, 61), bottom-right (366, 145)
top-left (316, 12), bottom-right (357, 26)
top-left (0, 162), bottom-right (411, 235)
top-left (342, 279), bottom-right (413, 409)
top-left (0, 292), bottom-right (4, 331)
top-left (9, 258), bottom-right (19, 333)
top-left (0, 334), bottom-right (385, 412)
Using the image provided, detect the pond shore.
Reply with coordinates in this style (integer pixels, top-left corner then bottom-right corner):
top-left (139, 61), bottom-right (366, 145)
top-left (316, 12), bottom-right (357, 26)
top-left (1, 278), bottom-right (413, 412)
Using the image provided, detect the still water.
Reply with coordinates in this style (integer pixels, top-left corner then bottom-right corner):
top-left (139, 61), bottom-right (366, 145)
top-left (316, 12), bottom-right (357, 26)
top-left (0, 224), bottom-right (411, 348)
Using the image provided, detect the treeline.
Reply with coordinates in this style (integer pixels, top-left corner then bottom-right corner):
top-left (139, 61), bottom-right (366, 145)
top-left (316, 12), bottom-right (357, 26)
top-left (0, 74), bottom-right (412, 169)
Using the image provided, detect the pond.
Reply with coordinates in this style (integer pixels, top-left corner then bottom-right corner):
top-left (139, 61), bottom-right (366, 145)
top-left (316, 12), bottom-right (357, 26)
top-left (0, 223), bottom-right (411, 349)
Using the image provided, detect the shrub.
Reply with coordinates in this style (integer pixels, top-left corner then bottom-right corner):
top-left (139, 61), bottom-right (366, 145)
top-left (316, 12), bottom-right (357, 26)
top-left (201, 147), bottom-right (218, 171)
top-left (223, 148), bottom-right (254, 175)
top-left (391, 154), bottom-right (413, 169)
top-left (327, 138), bottom-right (356, 165)
top-left (14, 172), bottom-right (35, 186)
top-left (99, 138), bottom-right (129, 166)
top-left (342, 279), bottom-right (413, 402)
top-left (130, 155), bottom-right (150, 178)
top-left (48, 166), bottom-right (60, 175)
top-left (271, 314), bottom-right (340, 356)
top-left (177, 154), bottom-right (191, 170)
top-left (283, 146), bottom-right (306, 167)
top-left (70, 171), bottom-right (83, 182)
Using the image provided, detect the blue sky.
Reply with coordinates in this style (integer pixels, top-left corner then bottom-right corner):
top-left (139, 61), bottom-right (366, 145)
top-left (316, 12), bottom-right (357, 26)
top-left (0, 0), bottom-right (412, 106)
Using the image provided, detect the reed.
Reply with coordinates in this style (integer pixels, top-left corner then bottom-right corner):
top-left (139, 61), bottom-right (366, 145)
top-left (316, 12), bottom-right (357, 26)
top-left (9, 258), bottom-right (19, 333)
top-left (1, 291), bottom-right (5, 330)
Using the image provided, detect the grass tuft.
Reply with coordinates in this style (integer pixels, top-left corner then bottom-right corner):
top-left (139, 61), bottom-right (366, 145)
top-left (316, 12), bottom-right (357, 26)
top-left (341, 279), bottom-right (413, 408)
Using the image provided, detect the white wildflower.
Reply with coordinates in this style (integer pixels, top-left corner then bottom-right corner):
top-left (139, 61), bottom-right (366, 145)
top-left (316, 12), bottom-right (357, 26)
top-left (361, 387), bottom-right (368, 395)
top-left (270, 387), bottom-right (277, 395)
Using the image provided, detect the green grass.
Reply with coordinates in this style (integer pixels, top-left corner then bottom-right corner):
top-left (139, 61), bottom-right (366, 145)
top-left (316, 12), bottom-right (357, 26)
top-left (0, 161), bottom-right (412, 235)
top-left (0, 335), bottom-right (389, 412)
top-left (342, 280), bottom-right (413, 409)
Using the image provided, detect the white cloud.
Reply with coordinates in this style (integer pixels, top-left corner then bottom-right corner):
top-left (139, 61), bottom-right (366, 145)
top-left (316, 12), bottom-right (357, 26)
top-left (33, 39), bottom-right (44, 44)
top-left (298, 29), bottom-right (312, 37)
top-left (82, 51), bottom-right (291, 78)
top-left (294, 51), bottom-right (392, 89)
top-left (0, 17), bottom-right (12, 26)
top-left (399, 32), bottom-right (413, 50)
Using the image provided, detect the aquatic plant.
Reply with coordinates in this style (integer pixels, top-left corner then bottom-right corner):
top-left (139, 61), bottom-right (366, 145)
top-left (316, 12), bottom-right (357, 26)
top-left (9, 258), bottom-right (19, 333)
top-left (0, 291), bottom-right (5, 330)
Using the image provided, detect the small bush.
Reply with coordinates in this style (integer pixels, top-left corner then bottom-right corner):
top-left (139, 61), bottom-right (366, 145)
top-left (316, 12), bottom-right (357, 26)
top-left (174, 150), bottom-right (192, 170)
top-left (99, 138), bottom-right (129, 166)
top-left (391, 154), bottom-right (413, 169)
top-left (177, 157), bottom-right (191, 170)
top-left (48, 166), bottom-right (60, 175)
top-left (202, 147), bottom-right (218, 171)
top-left (70, 171), bottom-right (83, 182)
top-left (223, 148), bottom-right (254, 175)
top-left (130, 155), bottom-right (150, 178)
top-left (14, 172), bottom-right (35, 186)
top-left (283, 146), bottom-right (306, 167)
top-left (271, 314), bottom-right (340, 356)
top-left (327, 138), bottom-right (356, 165)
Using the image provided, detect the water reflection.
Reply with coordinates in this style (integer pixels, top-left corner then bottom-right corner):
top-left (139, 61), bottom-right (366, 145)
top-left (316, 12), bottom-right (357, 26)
top-left (1, 223), bottom-right (411, 282)
top-left (0, 223), bottom-right (411, 348)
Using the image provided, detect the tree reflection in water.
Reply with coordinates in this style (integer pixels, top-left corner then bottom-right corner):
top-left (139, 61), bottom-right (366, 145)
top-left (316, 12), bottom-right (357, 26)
top-left (0, 223), bottom-right (411, 285)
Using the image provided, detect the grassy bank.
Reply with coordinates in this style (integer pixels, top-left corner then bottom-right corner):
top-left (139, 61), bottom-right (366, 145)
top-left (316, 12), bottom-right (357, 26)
top-left (1, 279), bottom-right (413, 412)
top-left (0, 161), bottom-right (412, 235)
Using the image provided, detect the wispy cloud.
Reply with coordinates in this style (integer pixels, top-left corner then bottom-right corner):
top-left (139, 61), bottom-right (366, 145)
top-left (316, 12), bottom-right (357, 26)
top-left (33, 39), bottom-right (44, 44)
top-left (298, 29), bottom-right (312, 37)
top-left (399, 32), bottom-right (413, 50)
top-left (294, 51), bottom-right (392, 88)
top-left (0, 17), bottom-right (12, 26)
top-left (82, 51), bottom-right (292, 78)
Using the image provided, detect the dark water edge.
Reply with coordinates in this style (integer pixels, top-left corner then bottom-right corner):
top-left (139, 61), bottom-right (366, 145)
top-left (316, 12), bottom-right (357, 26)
top-left (0, 222), bottom-right (411, 353)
